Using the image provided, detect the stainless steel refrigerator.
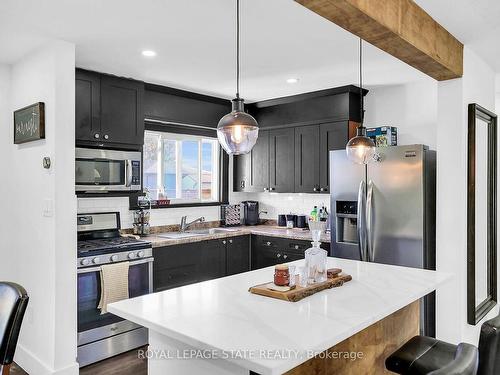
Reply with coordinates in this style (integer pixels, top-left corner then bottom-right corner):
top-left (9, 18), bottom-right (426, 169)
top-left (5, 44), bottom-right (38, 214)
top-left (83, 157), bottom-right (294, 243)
top-left (329, 144), bottom-right (436, 336)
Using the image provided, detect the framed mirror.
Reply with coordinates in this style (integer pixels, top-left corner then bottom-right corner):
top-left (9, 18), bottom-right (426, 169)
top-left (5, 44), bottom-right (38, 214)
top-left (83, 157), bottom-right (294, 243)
top-left (467, 103), bottom-right (498, 325)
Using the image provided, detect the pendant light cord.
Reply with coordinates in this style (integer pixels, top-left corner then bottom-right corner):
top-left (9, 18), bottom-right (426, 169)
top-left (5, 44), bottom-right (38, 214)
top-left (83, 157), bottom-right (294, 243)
top-left (359, 37), bottom-right (364, 127)
top-left (236, 0), bottom-right (240, 99)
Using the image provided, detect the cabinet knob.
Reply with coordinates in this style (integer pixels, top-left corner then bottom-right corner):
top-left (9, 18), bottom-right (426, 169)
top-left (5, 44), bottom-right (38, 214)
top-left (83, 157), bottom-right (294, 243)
top-left (277, 253), bottom-right (281, 258)
top-left (264, 188), bottom-right (269, 192)
top-left (270, 187), bottom-right (276, 191)
top-left (104, 134), bottom-right (109, 140)
top-left (320, 187), bottom-right (328, 192)
top-left (229, 239), bottom-right (233, 244)
top-left (240, 181), bottom-right (245, 188)
top-left (294, 245), bottom-right (299, 250)
top-left (222, 240), bottom-right (227, 245)
top-left (283, 254), bottom-right (288, 259)
top-left (313, 187), bottom-right (319, 192)
top-left (94, 133), bottom-right (100, 139)
top-left (266, 241), bottom-right (272, 246)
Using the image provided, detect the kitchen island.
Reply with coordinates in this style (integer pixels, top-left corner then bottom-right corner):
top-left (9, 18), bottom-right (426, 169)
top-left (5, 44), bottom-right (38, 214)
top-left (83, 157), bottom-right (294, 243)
top-left (108, 258), bottom-right (450, 375)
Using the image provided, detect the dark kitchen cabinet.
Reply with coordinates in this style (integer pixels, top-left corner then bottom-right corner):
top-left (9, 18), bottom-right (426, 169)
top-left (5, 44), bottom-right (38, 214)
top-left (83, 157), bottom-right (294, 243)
top-left (233, 128), bottom-right (294, 193)
top-left (319, 121), bottom-right (351, 193)
top-left (226, 236), bottom-right (250, 276)
top-left (294, 125), bottom-right (320, 193)
top-left (251, 235), bottom-right (329, 270)
top-left (269, 128), bottom-right (295, 192)
top-left (75, 70), bottom-right (100, 143)
top-left (75, 69), bottom-right (144, 149)
top-left (233, 130), bottom-right (269, 192)
top-left (153, 235), bottom-right (250, 291)
top-left (200, 239), bottom-right (226, 281)
top-left (233, 86), bottom-right (365, 194)
top-left (100, 75), bottom-right (145, 146)
top-left (248, 130), bottom-right (270, 192)
top-left (153, 243), bottom-right (202, 292)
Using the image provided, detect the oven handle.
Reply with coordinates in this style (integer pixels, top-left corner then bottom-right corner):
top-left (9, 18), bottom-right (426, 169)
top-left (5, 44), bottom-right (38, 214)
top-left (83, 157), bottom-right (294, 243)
top-left (77, 257), bottom-right (154, 274)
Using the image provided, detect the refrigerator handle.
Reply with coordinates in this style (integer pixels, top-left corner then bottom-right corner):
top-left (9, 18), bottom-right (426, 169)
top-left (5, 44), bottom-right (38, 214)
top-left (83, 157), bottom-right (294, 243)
top-left (357, 180), bottom-right (368, 261)
top-left (366, 180), bottom-right (374, 262)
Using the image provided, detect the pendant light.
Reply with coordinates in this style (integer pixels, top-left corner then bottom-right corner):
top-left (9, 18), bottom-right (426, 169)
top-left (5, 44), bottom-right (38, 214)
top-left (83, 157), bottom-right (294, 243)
top-left (346, 38), bottom-right (376, 164)
top-left (217, 0), bottom-right (259, 155)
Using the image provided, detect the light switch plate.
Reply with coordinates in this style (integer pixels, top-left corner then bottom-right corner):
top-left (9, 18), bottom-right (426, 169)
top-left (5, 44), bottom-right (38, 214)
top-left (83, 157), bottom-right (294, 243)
top-left (43, 198), bottom-right (54, 217)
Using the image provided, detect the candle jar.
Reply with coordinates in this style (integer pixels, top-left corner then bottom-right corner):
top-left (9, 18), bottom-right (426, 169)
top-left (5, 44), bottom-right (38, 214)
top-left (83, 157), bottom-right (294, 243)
top-left (274, 264), bottom-right (290, 286)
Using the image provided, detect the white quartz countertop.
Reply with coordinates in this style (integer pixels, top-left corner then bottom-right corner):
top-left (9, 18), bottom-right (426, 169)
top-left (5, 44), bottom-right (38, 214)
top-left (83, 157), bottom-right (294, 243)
top-left (108, 258), bottom-right (451, 375)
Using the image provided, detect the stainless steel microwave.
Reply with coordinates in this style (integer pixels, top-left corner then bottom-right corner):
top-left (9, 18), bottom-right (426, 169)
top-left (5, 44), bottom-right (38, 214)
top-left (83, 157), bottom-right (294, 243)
top-left (75, 148), bottom-right (142, 193)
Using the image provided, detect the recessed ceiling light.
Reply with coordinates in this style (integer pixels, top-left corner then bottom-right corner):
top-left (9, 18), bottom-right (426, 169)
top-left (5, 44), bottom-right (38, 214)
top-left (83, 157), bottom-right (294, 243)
top-left (141, 50), bottom-right (157, 57)
top-left (286, 77), bottom-right (299, 84)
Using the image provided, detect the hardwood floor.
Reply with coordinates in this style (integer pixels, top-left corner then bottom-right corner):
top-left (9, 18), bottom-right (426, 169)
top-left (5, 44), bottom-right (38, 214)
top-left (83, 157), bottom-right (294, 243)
top-left (12, 347), bottom-right (147, 375)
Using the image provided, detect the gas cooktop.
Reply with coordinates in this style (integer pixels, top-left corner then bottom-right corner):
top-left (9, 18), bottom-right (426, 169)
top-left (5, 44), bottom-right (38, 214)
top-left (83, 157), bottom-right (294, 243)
top-left (77, 236), bottom-right (151, 256)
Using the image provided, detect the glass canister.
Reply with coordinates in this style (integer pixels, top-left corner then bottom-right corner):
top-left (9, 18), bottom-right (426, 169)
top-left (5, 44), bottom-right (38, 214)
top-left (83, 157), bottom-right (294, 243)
top-left (274, 264), bottom-right (290, 286)
top-left (305, 221), bottom-right (328, 283)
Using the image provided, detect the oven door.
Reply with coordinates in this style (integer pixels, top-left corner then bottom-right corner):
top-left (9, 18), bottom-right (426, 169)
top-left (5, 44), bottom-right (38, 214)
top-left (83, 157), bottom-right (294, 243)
top-left (75, 148), bottom-right (141, 192)
top-left (77, 257), bottom-right (153, 346)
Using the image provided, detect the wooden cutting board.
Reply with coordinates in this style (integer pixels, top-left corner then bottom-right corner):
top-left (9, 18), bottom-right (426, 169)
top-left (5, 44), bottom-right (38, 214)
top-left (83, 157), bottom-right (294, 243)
top-left (249, 272), bottom-right (352, 302)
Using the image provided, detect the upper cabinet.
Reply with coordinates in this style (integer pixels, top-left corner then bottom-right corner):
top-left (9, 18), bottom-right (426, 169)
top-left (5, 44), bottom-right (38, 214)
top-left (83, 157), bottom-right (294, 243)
top-left (233, 86), bottom-right (365, 194)
top-left (75, 69), bottom-right (145, 149)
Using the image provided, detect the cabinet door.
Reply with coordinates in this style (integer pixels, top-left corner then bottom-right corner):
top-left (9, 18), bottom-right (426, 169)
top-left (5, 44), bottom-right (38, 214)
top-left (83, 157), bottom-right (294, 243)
top-left (319, 121), bottom-right (349, 193)
top-left (294, 125), bottom-right (320, 193)
top-left (226, 236), bottom-right (250, 276)
top-left (269, 128), bottom-right (295, 193)
top-left (233, 154), bottom-right (249, 192)
top-left (100, 75), bottom-right (145, 146)
top-left (75, 70), bottom-right (100, 142)
top-left (201, 239), bottom-right (226, 281)
top-left (247, 129), bottom-right (270, 192)
top-left (153, 244), bottom-right (201, 291)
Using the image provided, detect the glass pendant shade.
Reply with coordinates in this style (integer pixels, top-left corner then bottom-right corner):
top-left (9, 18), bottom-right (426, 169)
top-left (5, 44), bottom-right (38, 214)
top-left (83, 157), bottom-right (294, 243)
top-left (346, 127), bottom-right (376, 164)
top-left (217, 98), bottom-right (259, 155)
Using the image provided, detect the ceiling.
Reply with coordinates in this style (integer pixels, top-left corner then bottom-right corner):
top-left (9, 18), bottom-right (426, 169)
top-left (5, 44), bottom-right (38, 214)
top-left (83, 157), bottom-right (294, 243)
top-left (0, 0), bottom-right (444, 101)
top-left (415, 0), bottom-right (500, 75)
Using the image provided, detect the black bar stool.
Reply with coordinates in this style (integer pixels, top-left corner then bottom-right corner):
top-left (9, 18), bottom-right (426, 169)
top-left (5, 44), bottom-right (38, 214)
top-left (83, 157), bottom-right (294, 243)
top-left (386, 313), bottom-right (500, 375)
top-left (0, 282), bottom-right (29, 375)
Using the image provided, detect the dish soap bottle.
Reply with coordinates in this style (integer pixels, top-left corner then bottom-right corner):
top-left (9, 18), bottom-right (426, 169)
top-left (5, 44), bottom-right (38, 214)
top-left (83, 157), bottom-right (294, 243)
top-left (304, 220), bottom-right (328, 284)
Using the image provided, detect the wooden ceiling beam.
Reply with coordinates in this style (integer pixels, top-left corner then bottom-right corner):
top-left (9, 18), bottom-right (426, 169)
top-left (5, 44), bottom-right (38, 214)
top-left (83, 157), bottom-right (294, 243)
top-left (295, 0), bottom-right (463, 81)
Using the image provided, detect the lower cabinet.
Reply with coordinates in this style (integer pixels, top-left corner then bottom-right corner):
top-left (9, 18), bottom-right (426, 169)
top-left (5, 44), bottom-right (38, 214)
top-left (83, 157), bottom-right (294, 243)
top-left (226, 236), bottom-right (251, 276)
top-left (251, 235), bottom-right (330, 270)
top-left (153, 235), bottom-right (250, 292)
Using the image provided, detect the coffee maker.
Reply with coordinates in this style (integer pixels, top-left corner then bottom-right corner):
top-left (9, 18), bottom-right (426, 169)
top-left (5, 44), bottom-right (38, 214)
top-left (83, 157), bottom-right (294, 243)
top-left (241, 201), bottom-right (260, 226)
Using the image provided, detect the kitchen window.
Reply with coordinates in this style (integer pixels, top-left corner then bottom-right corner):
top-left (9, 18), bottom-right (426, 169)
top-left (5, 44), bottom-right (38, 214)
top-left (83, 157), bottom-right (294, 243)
top-left (143, 130), bottom-right (220, 204)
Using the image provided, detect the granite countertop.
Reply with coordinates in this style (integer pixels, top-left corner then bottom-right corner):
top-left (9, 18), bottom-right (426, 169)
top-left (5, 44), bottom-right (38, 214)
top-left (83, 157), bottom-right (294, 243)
top-left (108, 258), bottom-right (451, 375)
top-left (140, 225), bottom-right (331, 248)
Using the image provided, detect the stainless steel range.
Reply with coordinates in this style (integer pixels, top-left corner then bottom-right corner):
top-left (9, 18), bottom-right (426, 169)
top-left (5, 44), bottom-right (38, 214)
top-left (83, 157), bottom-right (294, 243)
top-left (77, 212), bottom-right (153, 367)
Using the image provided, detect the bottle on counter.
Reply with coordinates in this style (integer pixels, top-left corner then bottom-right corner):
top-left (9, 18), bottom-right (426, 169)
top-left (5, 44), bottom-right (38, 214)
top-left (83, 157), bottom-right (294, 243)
top-left (305, 241), bottom-right (327, 284)
top-left (310, 206), bottom-right (318, 222)
top-left (305, 220), bottom-right (328, 283)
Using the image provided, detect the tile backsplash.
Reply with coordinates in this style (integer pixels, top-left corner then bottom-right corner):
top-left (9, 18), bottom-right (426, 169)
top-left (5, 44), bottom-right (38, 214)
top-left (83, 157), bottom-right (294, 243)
top-left (229, 192), bottom-right (331, 221)
top-left (78, 192), bottom-right (330, 230)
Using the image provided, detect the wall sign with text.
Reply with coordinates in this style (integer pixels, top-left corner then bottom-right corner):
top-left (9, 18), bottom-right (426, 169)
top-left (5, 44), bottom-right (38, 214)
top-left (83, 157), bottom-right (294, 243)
top-left (14, 102), bottom-right (45, 144)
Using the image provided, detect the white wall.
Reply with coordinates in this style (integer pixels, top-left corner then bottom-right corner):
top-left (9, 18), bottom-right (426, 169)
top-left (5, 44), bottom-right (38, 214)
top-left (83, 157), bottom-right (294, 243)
top-left (0, 41), bottom-right (77, 375)
top-left (435, 47), bottom-right (498, 345)
top-left (364, 80), bottom-right (438, 149)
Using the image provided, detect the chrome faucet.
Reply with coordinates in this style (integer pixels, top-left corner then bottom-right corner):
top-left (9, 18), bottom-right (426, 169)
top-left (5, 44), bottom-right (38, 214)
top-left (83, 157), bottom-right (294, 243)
top-left (179, 216), bottom-right (205, 232)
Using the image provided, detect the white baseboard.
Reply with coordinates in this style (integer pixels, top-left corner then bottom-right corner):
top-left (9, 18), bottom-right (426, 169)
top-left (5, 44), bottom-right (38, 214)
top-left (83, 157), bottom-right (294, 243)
top-left (14, 344), bottom-right (79, 375)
